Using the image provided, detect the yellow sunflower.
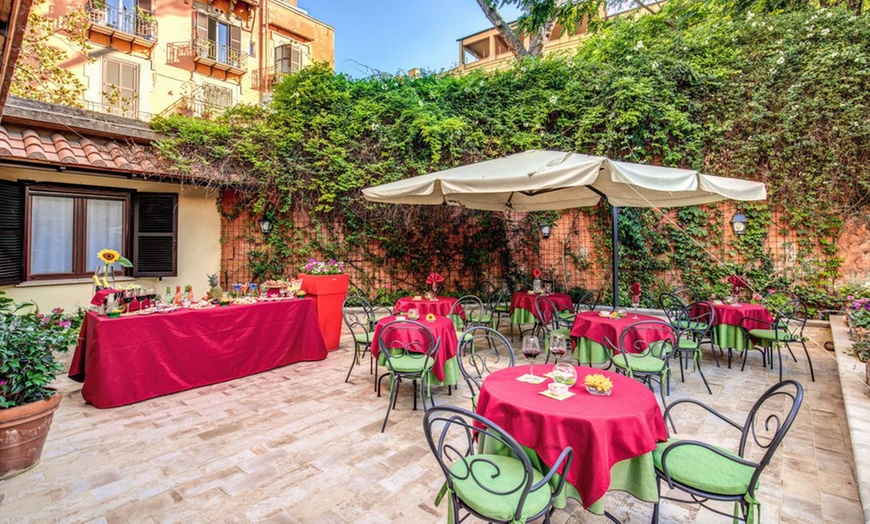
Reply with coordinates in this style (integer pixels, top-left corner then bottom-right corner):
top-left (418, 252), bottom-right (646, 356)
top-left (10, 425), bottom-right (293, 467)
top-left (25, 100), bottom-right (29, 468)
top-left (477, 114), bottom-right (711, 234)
top-left (97, 249), bottom-right (121, 264)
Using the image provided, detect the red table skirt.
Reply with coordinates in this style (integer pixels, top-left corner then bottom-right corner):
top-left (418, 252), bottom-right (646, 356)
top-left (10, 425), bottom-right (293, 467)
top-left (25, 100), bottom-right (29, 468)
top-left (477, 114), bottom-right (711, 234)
top-left (509, 292), bottom-right (573, 317)
top-left (571, 311), bottom-right (670, 351)
top-left (476, 365), bottom-right (667, 509)
top-left (69, 300), bottom-right (328, 408)
top-left (698, 301), bottom-right (773, 329)
top-left (371, 315), bottom-right (457, 382)
top-left (394, 296), bottom-right (458, 317)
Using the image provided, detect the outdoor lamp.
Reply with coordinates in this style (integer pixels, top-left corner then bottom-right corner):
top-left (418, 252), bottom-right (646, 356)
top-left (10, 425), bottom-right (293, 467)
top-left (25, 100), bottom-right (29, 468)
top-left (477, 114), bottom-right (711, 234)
top-left (540, 223), bottom-right (553, 239)
top-left (258, 216), bottom-right (273, 235)
top-left (730, 213), bottom-right (748, 236)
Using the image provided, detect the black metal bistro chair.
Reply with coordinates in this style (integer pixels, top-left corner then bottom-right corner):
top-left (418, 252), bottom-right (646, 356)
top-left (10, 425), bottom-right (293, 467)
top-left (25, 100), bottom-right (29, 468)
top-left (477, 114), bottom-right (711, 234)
top-left (652, 380), bottom-right (804, 523)
top-left (423, 405), bottom-right (573, 524)
top-left (456, 326), bottom-right (516, 409)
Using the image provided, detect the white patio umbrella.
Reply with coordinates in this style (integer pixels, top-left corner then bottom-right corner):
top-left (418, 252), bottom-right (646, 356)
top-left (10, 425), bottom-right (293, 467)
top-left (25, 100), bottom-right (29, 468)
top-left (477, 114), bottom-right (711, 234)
top-left (362, 150), bottom-right (767, 307)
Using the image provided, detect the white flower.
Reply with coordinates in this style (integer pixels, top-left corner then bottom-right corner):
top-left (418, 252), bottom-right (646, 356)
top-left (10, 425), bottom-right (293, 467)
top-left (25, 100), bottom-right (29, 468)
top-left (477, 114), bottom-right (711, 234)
top-left (831, 52), bottom-right (839, 59)
top-left (652, 61), bottom-right (659, 69)
top-left (747, 11), bottom-right (755, 19)
top-left (418, 100), bottom-right (424, 107)
top-left (826, 11), bottom-right (833, 17)
top-left (776, 56), bottom-right (785, 65)
top-left (549, 95), bottom-right (558, 104)
top-left (634, 40), bottom-right (645, 50)
top-left (807, 33), bottom-right (814, 38)
top-left (821, 28), bottom-right (830, 36)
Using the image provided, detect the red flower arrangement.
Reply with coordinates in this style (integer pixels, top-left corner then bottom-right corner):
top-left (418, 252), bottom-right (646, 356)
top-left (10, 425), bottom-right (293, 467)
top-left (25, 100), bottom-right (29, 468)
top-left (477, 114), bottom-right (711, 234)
top-left (533, 268), bottom-right (541, 278)
top-left (630, 282), bottom-right (642, 304)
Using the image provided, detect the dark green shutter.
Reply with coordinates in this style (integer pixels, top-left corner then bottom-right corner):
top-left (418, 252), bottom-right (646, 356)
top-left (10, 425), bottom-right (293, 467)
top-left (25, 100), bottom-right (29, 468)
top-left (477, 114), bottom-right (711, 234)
top-left (133, 192), bottom-right (177, 277)
top-left (0, 180), bottom-right (23, 285)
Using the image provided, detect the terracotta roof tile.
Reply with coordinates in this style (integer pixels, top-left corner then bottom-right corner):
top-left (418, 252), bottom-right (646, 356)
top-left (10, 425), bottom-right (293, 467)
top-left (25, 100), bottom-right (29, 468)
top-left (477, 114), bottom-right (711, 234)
top-left (51, 134), bottom-right (78, 164)
top-left (0, 127), bottom-right (12, 156)
top-left (22, 130), bottom-right (47, 160)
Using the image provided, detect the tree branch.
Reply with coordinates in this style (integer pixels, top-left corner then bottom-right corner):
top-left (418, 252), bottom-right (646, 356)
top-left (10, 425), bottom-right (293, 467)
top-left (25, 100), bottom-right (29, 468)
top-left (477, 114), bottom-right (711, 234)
top-left (474, 0), bottom-right (530, 57)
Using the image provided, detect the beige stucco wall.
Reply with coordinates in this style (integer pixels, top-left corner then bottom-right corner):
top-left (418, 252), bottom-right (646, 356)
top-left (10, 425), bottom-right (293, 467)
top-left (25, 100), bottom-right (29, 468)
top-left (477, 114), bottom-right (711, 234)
top-left (0, 165), bottom-right (221, 313)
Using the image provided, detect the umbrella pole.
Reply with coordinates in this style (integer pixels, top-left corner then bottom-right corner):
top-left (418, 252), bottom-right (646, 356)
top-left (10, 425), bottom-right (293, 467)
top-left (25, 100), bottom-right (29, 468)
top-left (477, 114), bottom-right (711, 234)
top-left (611, 206), bottom-right (620, 310)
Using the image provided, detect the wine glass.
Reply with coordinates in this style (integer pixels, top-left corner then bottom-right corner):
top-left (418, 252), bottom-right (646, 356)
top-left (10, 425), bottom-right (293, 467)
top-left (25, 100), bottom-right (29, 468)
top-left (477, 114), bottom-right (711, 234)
top-left (249, 282), bottom-right (258, 298)
top-left (549, 333), bottom-right (567, 363)
top-left (146, 288), bottom-right (157, 310)
top-left (121, 289), bottom-right (134, 313)
top-left (631, 296), bottom-right (640, 319)
top-left (233, 282), bottom-right (242, 298)
top-left (134, 287), bottom-right (146, 311)
top-left (522, 336), bottom-right (541, 377)
top-left (241, 282), bottom-right (250, 297)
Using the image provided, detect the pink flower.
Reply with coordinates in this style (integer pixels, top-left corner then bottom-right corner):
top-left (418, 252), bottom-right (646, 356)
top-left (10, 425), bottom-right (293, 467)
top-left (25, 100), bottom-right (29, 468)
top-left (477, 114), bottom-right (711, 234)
top-left (385, 284), bottom-right (392, 290)
top-left (847, 295), bottom-right (855, 301)
top-left (52, 307), bottom-right (63, 314)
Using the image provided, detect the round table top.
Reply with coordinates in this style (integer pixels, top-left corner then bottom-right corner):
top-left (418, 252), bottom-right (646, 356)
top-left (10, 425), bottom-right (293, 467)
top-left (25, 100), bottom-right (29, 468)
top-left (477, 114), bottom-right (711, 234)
top-left (394, 296), bottom-right (458, 317)
top-left (510, 291), bottom-right (573, 315)
top-left (476, 364), bottom-right (667, 508)
top-left (570, 311), bottom-right (670, 350)
top-left (699, 301), bottom-right (773, 328)
top-left (371, 315), bottom-right (458, 382)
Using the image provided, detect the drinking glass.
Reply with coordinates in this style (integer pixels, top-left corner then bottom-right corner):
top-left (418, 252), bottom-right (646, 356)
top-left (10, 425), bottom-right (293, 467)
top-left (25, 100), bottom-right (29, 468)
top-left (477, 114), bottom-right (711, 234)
top-left (146, 288), bottom-right (157, 310)
top-left (233, 282), bottom-right (242, 297)
top-left (632, 298), bottom-right (640, 319)
top-left (522, 336), bottom-right (541, 376)
top-left (549, 333), bottom-right (567, 363)
top-left (249, 283), bottom-right (258, 298)
top-left (121, 289), bottom-right (134, 313)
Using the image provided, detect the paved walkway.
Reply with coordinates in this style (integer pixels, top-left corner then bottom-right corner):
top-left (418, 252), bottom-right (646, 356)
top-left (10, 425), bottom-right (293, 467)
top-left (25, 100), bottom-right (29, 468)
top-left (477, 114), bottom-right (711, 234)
top-left (0, 325), bottom-right (861, 523)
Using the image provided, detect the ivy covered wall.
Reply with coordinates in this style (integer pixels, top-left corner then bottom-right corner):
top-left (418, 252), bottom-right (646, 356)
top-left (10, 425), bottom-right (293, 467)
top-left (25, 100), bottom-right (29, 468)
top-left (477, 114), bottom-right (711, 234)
top-left (154, 0), bottom-right (870, 313)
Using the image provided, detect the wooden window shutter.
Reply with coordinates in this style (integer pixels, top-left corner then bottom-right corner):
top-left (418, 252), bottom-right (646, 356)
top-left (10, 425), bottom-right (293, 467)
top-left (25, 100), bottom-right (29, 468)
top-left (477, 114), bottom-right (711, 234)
top-left (138, 0), bottom-right (152, 13)
top-left (0, 179), bottom-right (24, 285)
top-left (133, 192), bottom-right (177, 277)
top-left (290, 45), bottom-right (302, 72)
top-left (230, 25), bottom-right (241, 52)
top-left (195, 12), bottom-right (208, 43)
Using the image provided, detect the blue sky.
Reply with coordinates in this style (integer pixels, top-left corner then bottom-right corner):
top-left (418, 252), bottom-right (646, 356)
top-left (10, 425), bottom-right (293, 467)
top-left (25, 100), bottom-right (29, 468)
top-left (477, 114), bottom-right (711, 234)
top-left (304, 1), bottom-right (521, 77)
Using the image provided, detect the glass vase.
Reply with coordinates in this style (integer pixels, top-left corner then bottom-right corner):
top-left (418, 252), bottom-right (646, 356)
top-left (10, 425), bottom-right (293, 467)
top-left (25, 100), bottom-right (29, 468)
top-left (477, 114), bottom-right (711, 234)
top-left (551, 363), bottom-right (577, 387)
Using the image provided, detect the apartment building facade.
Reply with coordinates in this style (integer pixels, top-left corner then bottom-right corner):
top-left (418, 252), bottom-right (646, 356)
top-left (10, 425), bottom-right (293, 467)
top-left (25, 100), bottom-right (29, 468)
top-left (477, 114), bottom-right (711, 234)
top-left (41, 0), bottom-right (333, 119)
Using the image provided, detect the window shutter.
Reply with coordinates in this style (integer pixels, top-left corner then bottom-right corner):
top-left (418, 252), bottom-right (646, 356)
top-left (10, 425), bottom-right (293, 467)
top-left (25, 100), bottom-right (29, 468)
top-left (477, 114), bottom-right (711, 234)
top-left (196, 12), bottom-right (208, 42)
top-left (133, 193), bottom-right (177, 277)
top-left (138, 0), bottom-right (151, 12)
top-left (290, 45), bottom-right (302, 72)
top-left (230, 25), bottom-right (241, 52)
top-left (0, 180), bottom-right (23, 285)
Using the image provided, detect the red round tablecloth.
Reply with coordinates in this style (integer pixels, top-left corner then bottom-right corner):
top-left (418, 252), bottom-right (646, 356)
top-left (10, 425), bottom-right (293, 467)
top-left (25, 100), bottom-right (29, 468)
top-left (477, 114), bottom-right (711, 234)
top-left (570, 311), bottom-right (670, 351)
top-left (476, 365), bottom-right (667, 509)
top-left (371, 315), bottom-right (457, 382)
top-left (509, 291), bottom-right (573, 317)
top-left (394, 296), bottom-right (458, 317)
top-left (699, 301), bottom-right (773, 329)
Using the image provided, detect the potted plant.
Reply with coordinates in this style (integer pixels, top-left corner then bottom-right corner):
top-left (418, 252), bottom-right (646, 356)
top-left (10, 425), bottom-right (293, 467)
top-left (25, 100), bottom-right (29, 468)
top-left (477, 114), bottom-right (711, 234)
top-left (0, 291), bottom-right (78, 480)
top-left (298, 258), bottom-right (348, 351)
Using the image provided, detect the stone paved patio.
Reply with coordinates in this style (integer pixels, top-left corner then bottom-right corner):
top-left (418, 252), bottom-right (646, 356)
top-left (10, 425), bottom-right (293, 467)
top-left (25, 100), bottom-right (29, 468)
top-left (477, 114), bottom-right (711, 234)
top-left (0, 323), bottom-right (862, 523)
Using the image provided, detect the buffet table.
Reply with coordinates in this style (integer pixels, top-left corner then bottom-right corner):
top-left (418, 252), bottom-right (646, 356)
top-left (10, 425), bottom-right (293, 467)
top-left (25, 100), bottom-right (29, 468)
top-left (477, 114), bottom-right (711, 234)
top-left (476, 365), bottom-right (667, 514)
top-left (69, 300), bottom-right (328, 408)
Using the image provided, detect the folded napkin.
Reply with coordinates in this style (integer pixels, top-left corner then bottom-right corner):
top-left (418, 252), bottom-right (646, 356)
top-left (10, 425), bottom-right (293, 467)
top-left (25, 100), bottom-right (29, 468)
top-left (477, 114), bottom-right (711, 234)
top-left (91, 288), bottom-right (120, 306)
top-left (630, 282), bottom-right (641, 304)
top-left (727, 275), bottom-right (749, 295)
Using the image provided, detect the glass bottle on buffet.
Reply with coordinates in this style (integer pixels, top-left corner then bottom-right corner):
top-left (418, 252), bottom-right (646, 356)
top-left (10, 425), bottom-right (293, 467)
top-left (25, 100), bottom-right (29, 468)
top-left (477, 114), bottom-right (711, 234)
top-left (186, 285), bottom-right (194, 303)
top-left (164, 286), bottom-right (172, 305)
top-left (174, 285), bottom-right (182, 306)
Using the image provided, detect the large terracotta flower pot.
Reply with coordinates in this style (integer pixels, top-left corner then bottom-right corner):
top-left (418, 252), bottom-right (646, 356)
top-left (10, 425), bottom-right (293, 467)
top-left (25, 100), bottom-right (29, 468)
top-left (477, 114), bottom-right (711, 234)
top-left (298, 273), bottom-right (349, 351)
top-left (0, 390), bottom-right (62, 480)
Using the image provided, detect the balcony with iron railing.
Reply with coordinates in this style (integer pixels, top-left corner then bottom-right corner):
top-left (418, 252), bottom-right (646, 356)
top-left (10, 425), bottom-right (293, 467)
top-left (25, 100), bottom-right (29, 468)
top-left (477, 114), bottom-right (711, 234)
top-left (251, 63), bottom-right (298, 91)
top-left (167, 39), bottom-right (248, 77)
top-left (86, 0), bottom-right (158, 47)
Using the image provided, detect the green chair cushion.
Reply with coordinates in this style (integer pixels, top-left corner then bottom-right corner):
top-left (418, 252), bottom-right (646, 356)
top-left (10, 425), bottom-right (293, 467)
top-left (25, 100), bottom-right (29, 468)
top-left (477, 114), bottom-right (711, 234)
top-left (354, 331), bottom-right (373, 344)
top-left (611, 353), bottom-right (666, 374)
top-left (677, 338), bottom-right (699, 350)
top-left (748, 329), bottom-right (799, 342)
top-left (652, 439), bottom-right (756, 496)
top-left (676, 320), bottom-right (708, 331)
top-left (449, 454), bottom-right (551, 521)
top-left (385, 354), bottom-right (434, 374)
top-left (494, 305), bottom-right (510, 313)
top-left (558, 310), bottom-right (574, 320)
top-left (469, 312), bottom-right (492, 323)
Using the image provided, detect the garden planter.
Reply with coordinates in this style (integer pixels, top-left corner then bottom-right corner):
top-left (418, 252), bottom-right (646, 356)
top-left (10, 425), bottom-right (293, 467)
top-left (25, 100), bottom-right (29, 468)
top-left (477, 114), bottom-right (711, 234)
top-left (298, 273), bottom-right (349, 351)
top-left (0, 391), bottom-right (62, 480)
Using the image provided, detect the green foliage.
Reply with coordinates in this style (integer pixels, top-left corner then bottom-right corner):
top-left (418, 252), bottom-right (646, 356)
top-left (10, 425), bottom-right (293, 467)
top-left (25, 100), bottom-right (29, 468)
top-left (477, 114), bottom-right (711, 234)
top-left (153, 0), bottom-right (869, 312)
top-left (0, 292), bottom-right (78, 409)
